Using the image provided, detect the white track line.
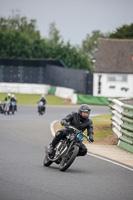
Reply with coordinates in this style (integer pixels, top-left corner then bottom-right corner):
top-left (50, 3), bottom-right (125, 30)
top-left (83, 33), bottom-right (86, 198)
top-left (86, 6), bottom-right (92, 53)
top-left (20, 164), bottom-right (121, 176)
top-left (87, 153), bottom-right (133, 171)
top-left (50, 120), bottom-right (59, 137)
top-left (50, 120), bottom-right (133, 172)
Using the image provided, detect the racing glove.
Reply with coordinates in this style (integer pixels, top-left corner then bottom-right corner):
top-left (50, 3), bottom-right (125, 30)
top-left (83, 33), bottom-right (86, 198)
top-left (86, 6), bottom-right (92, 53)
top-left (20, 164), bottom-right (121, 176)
top-left (88, 133), bottom-right (94, 143)
top-left (61, 119), bottom-right (69, 127)
top-left (88, 137), bottom-right (94, 143)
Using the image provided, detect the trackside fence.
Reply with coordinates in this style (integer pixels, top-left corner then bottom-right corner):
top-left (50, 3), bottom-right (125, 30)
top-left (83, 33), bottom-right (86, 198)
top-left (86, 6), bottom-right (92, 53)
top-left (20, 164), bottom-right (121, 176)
top-left (0, 83), bottom-right (110, 105)
top-left (108, 98), bottom-right (133, 154)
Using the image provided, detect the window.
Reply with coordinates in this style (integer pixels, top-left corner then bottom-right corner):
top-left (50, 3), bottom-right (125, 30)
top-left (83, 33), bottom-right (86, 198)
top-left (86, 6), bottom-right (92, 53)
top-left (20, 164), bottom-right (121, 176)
top-left (107, 74), bottom-right (127, 82)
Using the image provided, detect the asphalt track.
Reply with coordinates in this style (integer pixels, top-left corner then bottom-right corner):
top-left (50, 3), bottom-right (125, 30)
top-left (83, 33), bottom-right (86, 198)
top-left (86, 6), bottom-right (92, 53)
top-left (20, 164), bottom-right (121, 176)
top-left (0, 105), bottom-right (133, 200)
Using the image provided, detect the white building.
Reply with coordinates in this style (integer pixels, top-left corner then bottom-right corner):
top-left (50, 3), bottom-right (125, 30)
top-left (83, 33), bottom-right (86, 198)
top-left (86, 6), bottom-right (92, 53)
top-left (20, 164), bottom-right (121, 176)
top-left (93, 38), bottom-right (133, 97)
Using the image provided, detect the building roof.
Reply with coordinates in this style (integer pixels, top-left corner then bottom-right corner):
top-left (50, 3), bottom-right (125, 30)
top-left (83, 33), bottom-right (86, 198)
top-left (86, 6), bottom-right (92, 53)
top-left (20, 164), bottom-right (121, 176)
top-left (94, 38), bottom-right (133, 74)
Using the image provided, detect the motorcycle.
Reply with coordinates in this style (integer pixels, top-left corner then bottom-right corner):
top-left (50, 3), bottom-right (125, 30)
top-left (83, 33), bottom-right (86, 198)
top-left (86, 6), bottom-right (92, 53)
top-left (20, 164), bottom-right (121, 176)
top-left (4, 101), bottom-right (10, 115)
top-left (38, 101), bottom-right (45, 115)
top-left (0, 103), bottom-right (4, 114)
top-left (4, 101), bottom-right (16, 115)
top-left (43, 126), bottom-right (91, 172)
top-left (10, 101), bottom-right (16, 115)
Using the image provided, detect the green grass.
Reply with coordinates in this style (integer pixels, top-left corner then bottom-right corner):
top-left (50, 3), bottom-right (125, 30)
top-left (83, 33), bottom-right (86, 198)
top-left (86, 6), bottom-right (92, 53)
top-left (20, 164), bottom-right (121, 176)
top-left (91, 114), bottom-right (113, 142)
top-left (81, 114), bottom-right (113, 142)
top-left (0, 93), bottom-right (72, 105)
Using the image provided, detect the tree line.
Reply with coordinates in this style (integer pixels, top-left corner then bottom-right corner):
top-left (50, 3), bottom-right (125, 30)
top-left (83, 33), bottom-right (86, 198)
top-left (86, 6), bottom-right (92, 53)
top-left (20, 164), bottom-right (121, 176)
top-left (0, 14), bottom-right (133, 72)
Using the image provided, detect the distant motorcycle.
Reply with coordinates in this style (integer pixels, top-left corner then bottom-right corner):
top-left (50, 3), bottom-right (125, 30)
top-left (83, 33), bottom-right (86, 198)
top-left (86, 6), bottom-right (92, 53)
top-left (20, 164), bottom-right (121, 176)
top-left (0, 104), bottom-right (4, 114)
top-left (38, 101), bottom-right (45, 115)
top-left (4, 101), bottom-right (10, 115)
top-left (43, 126), bottom-right (92, 172)
top-left (10, 101), bottom-right (16, 114)
top-left (4, 101), bottom-right (16, 115)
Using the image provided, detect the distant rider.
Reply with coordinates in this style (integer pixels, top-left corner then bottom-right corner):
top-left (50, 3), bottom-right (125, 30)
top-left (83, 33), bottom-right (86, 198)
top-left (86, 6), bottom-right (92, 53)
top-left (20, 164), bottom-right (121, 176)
top-left (38, 94), bottom-right (47, 113)
top-left (4, 93), bottom-right (11, 103)
top-left (0, 101), bottom-right (4, 114)
top-left (48, 104), bottom-right (94, 156)
top-left (11, 94), bottom-right (17, 112)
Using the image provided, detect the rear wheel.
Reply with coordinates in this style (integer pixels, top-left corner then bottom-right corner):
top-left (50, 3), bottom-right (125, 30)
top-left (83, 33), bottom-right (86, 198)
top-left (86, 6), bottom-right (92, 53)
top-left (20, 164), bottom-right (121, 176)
top-left (59, 145), bottom-right (79, 171)
top-left (43, 155), bottom-right (53, 167)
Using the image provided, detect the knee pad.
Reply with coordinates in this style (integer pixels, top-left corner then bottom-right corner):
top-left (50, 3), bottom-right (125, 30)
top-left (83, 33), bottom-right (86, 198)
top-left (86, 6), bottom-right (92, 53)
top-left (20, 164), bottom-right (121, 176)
top-left (55, 131), bottom-right (61, 137)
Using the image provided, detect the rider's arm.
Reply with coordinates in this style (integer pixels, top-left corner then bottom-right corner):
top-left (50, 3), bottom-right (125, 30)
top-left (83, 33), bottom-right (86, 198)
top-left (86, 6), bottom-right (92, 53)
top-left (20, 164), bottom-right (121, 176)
top-left (60, 114), bottom-right (73, 126)
top-left (45, 99), bottom-right (47, 104)
top-left (37, 98), bottom-right (41, 103)
top-left (42, 99), bottom-right (47, 105)
top-left (87, 118), bottom-right (94, 137)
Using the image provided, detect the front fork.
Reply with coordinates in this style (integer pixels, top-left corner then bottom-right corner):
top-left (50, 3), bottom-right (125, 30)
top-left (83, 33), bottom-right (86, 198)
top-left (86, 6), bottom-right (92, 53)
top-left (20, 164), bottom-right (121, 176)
top-left (55, 141), bottom-right (68, 157)
top-left (63, 141), bottom-right (75, 157)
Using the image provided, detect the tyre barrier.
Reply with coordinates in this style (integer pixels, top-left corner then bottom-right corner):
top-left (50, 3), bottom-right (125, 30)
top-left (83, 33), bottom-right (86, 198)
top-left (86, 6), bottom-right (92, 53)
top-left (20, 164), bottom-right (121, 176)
top-left (108, 98), bottom-right (133, 154)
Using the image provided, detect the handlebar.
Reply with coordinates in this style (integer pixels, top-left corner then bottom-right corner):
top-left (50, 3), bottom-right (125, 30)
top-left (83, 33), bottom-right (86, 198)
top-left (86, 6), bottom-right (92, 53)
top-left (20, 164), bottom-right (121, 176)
top-left (64, 125), bottom-right (92, 143)
top-left (67, 125), bottom-right (81, 133)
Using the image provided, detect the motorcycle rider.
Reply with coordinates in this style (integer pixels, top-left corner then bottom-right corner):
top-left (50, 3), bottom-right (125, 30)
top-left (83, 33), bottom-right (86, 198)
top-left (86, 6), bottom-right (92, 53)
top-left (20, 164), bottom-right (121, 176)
top-left (4, 93), bottom-right (11, 103)
top-left (0, 101), bottom-right (4, 114)
top-left (38, 94), bottom-right (47, 113)
top-left (4, 93), bottom-right (11, 110)
top-left (48, 104), bottom-right (94, 156)
top-left (11, 94), bottom-right (17, 112)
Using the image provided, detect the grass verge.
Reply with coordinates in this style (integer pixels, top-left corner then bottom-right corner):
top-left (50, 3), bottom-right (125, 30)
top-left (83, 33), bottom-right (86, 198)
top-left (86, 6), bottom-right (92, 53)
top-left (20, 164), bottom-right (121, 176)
top-left (0, 93), bottom-right (72, 105)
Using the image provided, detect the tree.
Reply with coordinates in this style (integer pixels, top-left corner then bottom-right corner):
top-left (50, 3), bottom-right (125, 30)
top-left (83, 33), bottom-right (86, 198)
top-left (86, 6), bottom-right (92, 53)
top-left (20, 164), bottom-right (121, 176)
top-left (0, 15), bottom-right (93, 71)
top-left (0, 14), bottom-right (40, 39)
top-left (109, 23), bottom-right (133, 39)
top-left (81, 30), bottom-right (108, 58)
top-left (0, 30), bottom-right (33, 58)
top-left (48, 22), bottom-right (62, 44)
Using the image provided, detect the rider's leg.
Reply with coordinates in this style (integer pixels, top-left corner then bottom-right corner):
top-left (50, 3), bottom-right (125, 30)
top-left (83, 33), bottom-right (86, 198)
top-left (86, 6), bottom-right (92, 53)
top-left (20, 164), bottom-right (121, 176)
top-left (48, 129), bottom-right (67, 153)
top-left (77, 143), bottom-right (87, 156)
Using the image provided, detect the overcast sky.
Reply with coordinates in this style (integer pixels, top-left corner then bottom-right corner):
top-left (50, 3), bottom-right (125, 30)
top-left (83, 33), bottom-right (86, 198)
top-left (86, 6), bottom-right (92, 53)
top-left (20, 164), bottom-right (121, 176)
top-left (0, 0), bottom-right (133, 45)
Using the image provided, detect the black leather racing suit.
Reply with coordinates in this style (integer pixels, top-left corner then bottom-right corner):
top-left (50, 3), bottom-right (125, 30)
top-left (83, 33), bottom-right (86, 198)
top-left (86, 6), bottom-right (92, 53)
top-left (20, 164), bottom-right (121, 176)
top-left (39, 98), bottom-right (47, 105)
top-left (51, 112), bottom-right (94, 156)
top-left (38, 98), bottom-right (47, 112)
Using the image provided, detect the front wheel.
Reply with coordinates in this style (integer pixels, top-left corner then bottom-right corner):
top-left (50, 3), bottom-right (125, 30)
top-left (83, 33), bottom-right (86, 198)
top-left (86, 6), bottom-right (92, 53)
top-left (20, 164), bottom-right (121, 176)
top-left (59, 145), bottom-right (79, 172)
top-left (43, 155), bottom-right (53, 167)
top-left (12, 106), bottom-right (15, 114)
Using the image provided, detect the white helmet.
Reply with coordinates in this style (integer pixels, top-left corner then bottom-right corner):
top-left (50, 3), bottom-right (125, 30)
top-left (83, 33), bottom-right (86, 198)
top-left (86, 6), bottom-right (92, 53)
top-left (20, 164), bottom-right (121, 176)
top-left (11, 94), bottom-right (15, 98)
top-left (8, 93), bottom-right (11, 96)
top-left (41, 94), bottom-right (45, 98)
